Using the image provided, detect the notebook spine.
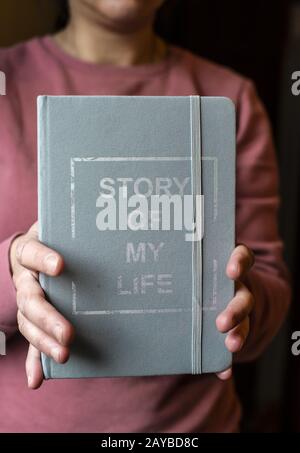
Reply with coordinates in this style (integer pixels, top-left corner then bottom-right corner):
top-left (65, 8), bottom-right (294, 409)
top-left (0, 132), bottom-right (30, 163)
top-left (37, 96), bottom-right (52, 379)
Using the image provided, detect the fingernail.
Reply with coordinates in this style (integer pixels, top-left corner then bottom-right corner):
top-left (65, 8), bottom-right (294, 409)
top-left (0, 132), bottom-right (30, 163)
top-left (52, 347), bottom-right (61, 362)
top-left (45, 254), bottom-right (58, 273)
top-left (231, 262), bottom-right (239, 275)
top-left (54, 324), bottom-right (63, 344)
top-left (27, 374), bottom-right (32, 387)
top-left (216, 315), bottom-right (227, 332)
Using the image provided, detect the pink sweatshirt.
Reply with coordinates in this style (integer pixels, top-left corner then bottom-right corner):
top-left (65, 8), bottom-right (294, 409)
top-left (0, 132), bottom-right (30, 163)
top-left (0, 36), bottom-right (291, 433)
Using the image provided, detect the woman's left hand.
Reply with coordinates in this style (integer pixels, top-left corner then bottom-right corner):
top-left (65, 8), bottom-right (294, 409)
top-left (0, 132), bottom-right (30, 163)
top-left (215, 244), bottom-right (255, 380)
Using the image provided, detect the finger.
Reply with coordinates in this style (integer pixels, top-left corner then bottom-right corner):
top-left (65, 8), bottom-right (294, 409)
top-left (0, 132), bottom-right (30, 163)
top-left (225, 317), bottom-right (250, 353)
top-left (13, 266), bottom-right (39, 290)
top-left (15, 268), bottom-right (74, 346)
top-left (17, 311), bottom-right (70, 363)
top-left (216, 367), bottom-right (232, 380)
top-left (15, 237), bottom-right (64, 276)
top-left (26, 344), bottom-right (43, 389)
top-left (17, 289), bottom-right (74, 347)
top-left (226, 244), bottom-right (255, 281)
top-left (28, 221), bottom-right (39, 236)
top-left (216, 282), bottom-right (254, 333)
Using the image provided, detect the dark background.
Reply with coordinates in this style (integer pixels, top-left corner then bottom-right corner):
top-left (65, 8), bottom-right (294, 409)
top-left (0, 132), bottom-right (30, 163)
top-left (156, 0), bottom-right (300, 432)
top-left (0, 0), bottom-right (300, 432)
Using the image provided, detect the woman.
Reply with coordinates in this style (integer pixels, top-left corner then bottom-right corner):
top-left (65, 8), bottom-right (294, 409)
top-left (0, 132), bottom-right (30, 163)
top-left (0, 0), bottom-right (291, 432)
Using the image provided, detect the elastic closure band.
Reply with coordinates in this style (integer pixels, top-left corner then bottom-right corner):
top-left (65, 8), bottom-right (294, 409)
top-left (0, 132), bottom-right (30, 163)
top-left (190, 96), bottom-right (203, 374)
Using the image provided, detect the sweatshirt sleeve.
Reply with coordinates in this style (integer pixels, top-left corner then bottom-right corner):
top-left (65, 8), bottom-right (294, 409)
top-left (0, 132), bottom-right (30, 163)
top-left (0, 232), bottom-right (23, 338)
top-left (234, 80), bottom-right (291, 362)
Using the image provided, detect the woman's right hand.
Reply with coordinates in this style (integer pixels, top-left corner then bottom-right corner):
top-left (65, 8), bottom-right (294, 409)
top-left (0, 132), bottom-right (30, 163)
top-left (9, 221), bottom-right (75, 389)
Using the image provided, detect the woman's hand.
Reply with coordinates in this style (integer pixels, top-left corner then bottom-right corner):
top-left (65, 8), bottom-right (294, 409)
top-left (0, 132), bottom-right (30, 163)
top-left (10, 221), bottom-right (74, 389)
top-left (215, 244), bottom-right (255, 380)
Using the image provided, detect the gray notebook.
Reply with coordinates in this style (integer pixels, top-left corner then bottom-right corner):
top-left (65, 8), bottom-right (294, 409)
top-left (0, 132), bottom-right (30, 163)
top-left (38, 95), bottom-right (235, 378)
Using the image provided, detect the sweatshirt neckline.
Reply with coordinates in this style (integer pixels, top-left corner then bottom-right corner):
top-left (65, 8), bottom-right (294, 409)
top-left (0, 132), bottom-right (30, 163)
top-left (39, 35), bottom-right (179, 77)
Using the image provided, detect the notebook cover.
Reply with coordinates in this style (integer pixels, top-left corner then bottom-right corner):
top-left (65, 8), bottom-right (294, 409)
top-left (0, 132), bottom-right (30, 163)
top-left (38, 95), bottom-right (235, 378)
